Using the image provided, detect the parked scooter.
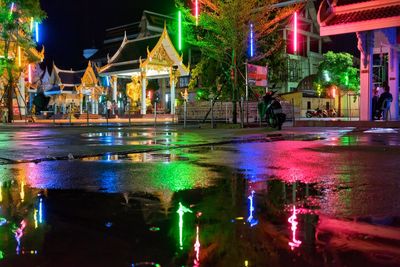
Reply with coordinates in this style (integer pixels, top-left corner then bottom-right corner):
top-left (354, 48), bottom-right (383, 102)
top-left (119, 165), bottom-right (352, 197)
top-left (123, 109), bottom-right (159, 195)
top-left (306, 108), bottom-right (323, 118)
top-left (261, 91), bottom-right (286, 130)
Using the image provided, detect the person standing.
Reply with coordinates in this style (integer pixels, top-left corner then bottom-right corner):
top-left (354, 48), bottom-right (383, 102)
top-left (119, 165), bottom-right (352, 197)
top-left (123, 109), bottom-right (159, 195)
top-left (106, 99), bottom-right (112, 118)
top-left (378, 82), bottom-right (393, 120)
top-left (372, 87), bottom-right (379, 120)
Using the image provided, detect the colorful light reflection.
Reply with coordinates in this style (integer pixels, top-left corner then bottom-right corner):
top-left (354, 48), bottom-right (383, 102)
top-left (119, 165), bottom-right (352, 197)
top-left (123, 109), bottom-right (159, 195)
top-left (15, 220), bottom-right (27, 255)
top-left (39, 198), bottom-right (43, 224)
top-left (288, 205), bottom-right (302, 250)
top-left (177, 202), bottom-right (192, 250)
top-left (247, 190), bottom-right (258, 227)
top-left (194, 225), bottom-right (200, 266)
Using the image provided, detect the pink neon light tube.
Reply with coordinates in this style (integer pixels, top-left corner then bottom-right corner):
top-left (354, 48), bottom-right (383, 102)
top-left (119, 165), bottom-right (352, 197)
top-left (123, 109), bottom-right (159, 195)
top-left (294, 12), bottom-right (297, 53)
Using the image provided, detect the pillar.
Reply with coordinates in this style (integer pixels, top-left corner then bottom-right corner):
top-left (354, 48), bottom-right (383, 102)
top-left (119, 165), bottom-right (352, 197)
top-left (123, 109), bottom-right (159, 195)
top-left (170, 69), bottom-right (177, 115)
top-left (80, 96), bottom-right (83, 114)
top-left (18, 73), bottom-right (26, 115)
top-left (95, 101), bottom-right (99, 115)
top-left (387, 28), bottom-right (399, 120)
top-left (112, 76), bottom-right (117, 102)
top-left (91, 99), bottom-right (95, 114)
top-left (357, 31), bottom-right (374, 121)
top-left (141, 72), bottom-right (147, 115)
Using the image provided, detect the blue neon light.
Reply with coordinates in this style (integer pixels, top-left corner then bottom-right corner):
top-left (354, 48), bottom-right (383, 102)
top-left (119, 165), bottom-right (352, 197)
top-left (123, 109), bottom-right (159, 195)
top-left (39, 198), bottom-right (43, 223)
top-left (250, 24), bottom-right (254, 57)
top-left (35, 22), bottom-right (39, 43)
top-left (247, 190), bottom-right (258, 227)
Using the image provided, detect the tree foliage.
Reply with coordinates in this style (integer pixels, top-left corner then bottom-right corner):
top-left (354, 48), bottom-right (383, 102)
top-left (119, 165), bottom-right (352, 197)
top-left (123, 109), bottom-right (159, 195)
top-left (176, 0), bottom-right (299, 122)
top-left (317, 51), bottom-right (360, 93)
top-left (0, 0), bottom-right (46, 121)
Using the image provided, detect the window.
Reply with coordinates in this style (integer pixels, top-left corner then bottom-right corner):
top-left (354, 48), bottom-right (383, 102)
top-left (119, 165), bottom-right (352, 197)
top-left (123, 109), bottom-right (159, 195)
top-left (307, 101), bottom-right (311, 110)
top-left (288, 59), bottom-right (302, 82)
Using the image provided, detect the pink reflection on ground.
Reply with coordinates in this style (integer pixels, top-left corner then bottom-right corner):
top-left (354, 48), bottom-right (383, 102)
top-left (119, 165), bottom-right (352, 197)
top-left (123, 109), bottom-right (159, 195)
top-left (194, 225), bottom-right (200, 266)
top-left (15, 220), bottom-right (27, 255)
top-left (288, 206), bottom-right (302, 250)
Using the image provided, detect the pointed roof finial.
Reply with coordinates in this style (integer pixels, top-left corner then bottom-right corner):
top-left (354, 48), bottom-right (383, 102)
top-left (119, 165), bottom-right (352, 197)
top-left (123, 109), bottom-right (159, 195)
top-left (107, 53), bottom-right (110, 63)
top-left (123, 31), bottom-right (128, 42)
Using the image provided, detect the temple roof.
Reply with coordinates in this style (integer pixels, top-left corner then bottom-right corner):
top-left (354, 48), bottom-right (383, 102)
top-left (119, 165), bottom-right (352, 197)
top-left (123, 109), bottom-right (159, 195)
top-left (108, 35), bottom-right (160, 65)
top-left (100, 26), bottom-right (189, 77)
top-left (90, 10), bottom-right (175, 63)
top-left (318, 0), bottom-right (400, 35)
top-left (53, 65), bottom-right (85, 86)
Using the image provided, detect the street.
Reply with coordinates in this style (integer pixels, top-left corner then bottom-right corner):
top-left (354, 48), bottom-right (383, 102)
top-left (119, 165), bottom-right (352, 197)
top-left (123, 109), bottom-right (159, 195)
top-left (0, 126), bottom-right (399, 266)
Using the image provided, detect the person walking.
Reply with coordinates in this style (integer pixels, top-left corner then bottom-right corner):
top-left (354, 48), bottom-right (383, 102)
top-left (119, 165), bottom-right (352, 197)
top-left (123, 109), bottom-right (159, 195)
top-left (378, 82), bottom-right (393, 120)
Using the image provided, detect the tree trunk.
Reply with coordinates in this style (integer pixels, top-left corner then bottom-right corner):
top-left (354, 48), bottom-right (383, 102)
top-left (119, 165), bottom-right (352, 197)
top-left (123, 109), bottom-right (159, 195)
top-left (232, 49), bottom-right (237, 124)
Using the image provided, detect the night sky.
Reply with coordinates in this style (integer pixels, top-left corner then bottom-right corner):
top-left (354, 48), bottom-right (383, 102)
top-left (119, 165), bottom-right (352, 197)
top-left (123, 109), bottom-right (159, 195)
top-left (39, 0), bottom-right (357, 70)
top-left (40, 0), bottom-right (176, 69)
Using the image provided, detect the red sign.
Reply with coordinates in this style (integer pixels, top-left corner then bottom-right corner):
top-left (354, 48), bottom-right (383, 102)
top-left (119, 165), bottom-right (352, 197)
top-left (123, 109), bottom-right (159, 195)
top-left (248, 64), bottom-right (268, 87)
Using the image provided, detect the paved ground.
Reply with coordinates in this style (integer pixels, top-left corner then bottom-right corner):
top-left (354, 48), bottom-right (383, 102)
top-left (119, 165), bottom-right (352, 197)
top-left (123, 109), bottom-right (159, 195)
top-left (0, 125), bottom-right (399, 266)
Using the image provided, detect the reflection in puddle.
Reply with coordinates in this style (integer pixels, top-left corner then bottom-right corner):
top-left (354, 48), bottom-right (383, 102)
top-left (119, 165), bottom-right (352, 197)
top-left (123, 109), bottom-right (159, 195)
top-left (81, 152), bottom-right (189, 163)
top-left (288, 206), bottom-right (302, 250)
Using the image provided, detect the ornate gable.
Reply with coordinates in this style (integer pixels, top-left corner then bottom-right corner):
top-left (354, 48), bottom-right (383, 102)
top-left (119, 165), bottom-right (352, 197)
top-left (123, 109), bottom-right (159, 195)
top-left (81, 61), bottom-right (98, 87)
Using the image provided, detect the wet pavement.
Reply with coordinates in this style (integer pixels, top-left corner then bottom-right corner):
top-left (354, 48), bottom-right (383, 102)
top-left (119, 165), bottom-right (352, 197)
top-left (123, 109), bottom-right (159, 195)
top-left (0, 126), bottom-right (399, 266)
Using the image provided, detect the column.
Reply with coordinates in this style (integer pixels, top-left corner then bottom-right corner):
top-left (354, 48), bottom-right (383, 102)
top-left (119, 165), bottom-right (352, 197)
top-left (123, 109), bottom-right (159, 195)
top-left (170, 69), bottom-right (177, 115)
top-left (18, 73), bottom-right (26, 115)
top-left (388, 28), bottom-right (399, 120)
top-left (112, 76), bottom-right (118, 102)
top-left (141, 72), bottom-right (147, 115)
top-left (96, 101), bottom-right (99, 115)
top-left (91, 99), bottom-right (95, 114)
top-left (80, 96), bottom-right (83, 114)
top-left (357, 31), bottom-right (374, 121)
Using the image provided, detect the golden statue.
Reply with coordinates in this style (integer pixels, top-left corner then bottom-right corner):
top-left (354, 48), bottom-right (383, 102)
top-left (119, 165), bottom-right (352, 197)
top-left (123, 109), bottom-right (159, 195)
top-left (126, 76), bottom-right (142, 112)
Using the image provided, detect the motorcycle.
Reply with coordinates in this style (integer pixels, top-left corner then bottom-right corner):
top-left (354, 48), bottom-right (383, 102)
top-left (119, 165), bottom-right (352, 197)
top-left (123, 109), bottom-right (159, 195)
top-left (259, 91), bottom-right (286, 130)
top-left (306, 108), bottom-right (337, 118)
top-left (306, 108), bottom-right (323, 118)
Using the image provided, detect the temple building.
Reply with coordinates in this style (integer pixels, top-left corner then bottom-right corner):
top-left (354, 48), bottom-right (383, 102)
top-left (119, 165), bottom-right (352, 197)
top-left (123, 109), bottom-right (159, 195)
top-left (44, 62), bottom-right (105, 116)
top-left (318, 0), bottom-right (400, 120)
top-left (98, 25), bottom-right (189, 117)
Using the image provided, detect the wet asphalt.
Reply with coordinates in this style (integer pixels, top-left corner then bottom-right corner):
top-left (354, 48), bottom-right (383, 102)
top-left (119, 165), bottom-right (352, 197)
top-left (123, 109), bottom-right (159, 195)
top-left (0, 125), bottom-right (399, 267)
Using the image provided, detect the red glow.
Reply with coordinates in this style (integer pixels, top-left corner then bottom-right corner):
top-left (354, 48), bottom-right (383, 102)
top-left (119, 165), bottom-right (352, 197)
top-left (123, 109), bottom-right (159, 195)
top-left (147, 91), bottom-right (152, 99)
top-left (288, 206), bottom-right (302, 250)
top-left (293, 12), bottom-right (297, 53)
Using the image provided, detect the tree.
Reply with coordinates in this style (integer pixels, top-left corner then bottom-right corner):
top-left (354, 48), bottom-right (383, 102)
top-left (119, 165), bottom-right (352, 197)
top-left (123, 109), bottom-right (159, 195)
top-left (0, 0), bottom-right (45, 122)
top-left (176, 0), bottom-right (299, 123)
top-left (316, 51), bottom-right (360, 116)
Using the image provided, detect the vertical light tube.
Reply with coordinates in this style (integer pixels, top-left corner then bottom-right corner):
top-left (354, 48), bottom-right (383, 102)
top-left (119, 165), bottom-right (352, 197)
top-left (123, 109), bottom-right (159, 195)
top-left (195, 0), bottom-right (199, 26)
top-left (28, 64), bottom-right (32, 83)
top-left (18, 46), bottom-right (21, 67)
top-left (178, 11), bottom-right (182, 51)
top-left (30, 17), bottom-right (34, 32)
top-left (9, 2), bottom-right (15, 17)
top-left (250, 24), bottom-right (254, 57)
top-left (293, 12), bottom-right (298, 53)
top-left (35, 22), bottom-right (39, 43)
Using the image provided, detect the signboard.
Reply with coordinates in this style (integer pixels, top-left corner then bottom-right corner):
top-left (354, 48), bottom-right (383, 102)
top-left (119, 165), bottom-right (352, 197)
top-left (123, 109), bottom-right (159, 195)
top-left (248, 64), bottom-right (268, 87)
top-left (179, 75), bottom-right (190, 88)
